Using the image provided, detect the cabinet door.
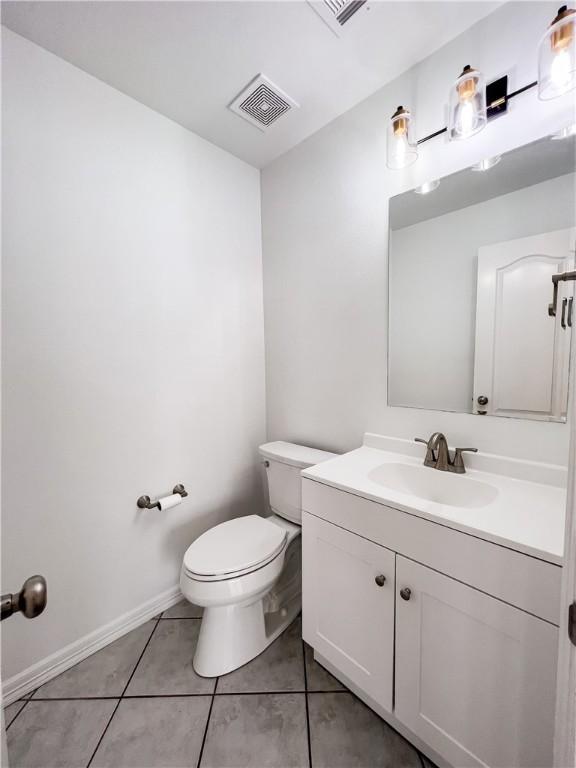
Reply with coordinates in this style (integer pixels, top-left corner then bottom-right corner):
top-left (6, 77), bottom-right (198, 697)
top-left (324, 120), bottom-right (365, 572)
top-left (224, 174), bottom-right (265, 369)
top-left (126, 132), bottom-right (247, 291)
top-left (302, 511), bottom-right (395, 712)
top-left (395, 556), bottom-right (558, 768)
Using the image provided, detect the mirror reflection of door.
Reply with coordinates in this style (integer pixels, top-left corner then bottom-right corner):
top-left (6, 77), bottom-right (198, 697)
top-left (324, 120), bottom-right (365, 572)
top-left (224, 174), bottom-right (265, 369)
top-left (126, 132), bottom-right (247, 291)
top-left (473, 228), bottom-right (575, 421)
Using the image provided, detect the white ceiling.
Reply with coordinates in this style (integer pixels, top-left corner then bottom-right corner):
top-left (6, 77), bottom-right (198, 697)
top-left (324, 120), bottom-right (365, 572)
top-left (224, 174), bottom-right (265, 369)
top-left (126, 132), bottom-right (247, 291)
top-left (1, 1), bottom-right (501, 168)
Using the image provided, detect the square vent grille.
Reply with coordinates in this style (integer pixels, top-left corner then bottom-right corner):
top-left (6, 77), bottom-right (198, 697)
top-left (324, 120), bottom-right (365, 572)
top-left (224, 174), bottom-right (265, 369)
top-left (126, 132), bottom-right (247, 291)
top-left (308, 0), bottom-right (369, 35)
top-left (325, 0), bottom-right (367, 24)
top-left (229, 74), bottom-right (299, 131)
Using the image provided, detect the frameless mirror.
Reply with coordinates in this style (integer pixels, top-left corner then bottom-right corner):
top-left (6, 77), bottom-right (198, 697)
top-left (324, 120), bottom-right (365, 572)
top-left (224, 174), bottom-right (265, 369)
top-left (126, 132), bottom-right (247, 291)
top-left (388, 133), bottom-right (575, 421)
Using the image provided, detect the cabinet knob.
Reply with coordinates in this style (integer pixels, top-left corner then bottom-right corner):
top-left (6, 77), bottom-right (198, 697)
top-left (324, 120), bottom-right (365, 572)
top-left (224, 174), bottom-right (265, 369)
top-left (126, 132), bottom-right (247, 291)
top-left (374, 574), bottom-right (386, 587)
top-left (400, 587), bottom-right (412, 601)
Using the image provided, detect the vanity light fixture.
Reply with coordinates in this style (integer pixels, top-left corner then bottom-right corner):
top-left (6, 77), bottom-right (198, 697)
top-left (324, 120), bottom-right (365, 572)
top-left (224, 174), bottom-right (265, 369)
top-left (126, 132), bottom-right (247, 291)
top-left (538, 5), bottom-right (576, 100)
top-left (470, 155), bottom-right (502, 171)
top-left (388, 6), bottom-right (575, 170)
top-left (414, 179), bottom-right (440, 194)
top-left (551, 122), bottom-right (576, 138)
top-left (386, 106), bottom-right (418, 169)
top-left (448, 65), bottom-right (487, 140)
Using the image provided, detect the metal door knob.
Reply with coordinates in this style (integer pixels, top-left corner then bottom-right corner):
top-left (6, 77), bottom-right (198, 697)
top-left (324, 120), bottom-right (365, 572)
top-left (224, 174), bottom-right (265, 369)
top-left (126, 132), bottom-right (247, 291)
top-left (375, 574), bottom-right (386, 587)
top-left (476, 395), bottom-right (489, 415)
top-left (1, 575), bottom-right (47, 621)
top-left (400, 587), bottom-right (412, 601)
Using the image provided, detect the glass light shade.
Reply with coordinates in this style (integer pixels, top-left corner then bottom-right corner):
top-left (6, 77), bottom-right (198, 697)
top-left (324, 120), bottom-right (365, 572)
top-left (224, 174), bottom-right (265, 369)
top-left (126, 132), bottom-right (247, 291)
top-left (471, 155), bottom-right (502, 171)
top-left (414, 179), bottom-right (440, 194)
top-left (387, 106), bottom-right (418, 169)
top-left (448, 65), bottom-right (487, 141)
top-left (538, 6), bottom-right (576, 100)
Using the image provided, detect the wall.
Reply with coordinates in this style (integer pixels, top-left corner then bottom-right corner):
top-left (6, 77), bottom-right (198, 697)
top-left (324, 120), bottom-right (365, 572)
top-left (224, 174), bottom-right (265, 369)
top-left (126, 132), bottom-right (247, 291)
top-left (389, 173), bottom-right (575, 412)
top-left (261, 1), bottom-right (575, 465)
top-left (1, 29), bottom-right (265, 684)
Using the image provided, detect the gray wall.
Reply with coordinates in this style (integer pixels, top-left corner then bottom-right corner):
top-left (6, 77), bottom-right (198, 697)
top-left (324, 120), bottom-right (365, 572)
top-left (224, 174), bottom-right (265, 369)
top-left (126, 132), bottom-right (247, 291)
top-left (261, 1), bottom-right (572, 464)
top-left (2, 29), bottom-right (265, 683)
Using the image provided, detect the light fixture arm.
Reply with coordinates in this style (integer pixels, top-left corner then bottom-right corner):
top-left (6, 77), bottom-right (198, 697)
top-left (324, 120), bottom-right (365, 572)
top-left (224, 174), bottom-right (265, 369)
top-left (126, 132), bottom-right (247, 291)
top-left (416, 78), bottom-right (538, 146)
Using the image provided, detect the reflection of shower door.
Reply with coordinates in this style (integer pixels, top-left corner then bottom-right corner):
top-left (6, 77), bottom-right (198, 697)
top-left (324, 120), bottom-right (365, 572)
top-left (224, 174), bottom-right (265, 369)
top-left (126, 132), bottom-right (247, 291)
top-left (473, 229), bottom-right (575, 421)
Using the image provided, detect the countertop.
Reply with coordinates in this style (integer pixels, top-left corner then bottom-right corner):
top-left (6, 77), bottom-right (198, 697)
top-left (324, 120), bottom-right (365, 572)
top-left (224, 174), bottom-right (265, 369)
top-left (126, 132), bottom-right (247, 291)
top-left (302, 441), bottom-right (566, 565)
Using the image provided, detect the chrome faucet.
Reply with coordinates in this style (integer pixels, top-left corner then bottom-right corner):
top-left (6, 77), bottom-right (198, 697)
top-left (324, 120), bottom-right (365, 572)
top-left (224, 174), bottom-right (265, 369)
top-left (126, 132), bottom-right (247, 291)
top-left (415, 433), bottom-right (477, 474)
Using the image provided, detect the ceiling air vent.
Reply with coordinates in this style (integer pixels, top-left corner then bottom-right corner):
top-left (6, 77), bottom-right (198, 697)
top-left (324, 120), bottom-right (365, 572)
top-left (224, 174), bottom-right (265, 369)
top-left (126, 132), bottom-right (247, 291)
top-left (308, 0), bottom-right (369, 36)
top-left (229, 74), bottom-right (299, 132)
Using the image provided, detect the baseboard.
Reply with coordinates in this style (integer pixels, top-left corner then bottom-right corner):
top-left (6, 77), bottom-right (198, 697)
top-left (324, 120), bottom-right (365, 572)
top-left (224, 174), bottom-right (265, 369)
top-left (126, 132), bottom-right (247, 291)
top-left (1, 584), bottom-right (182, 706)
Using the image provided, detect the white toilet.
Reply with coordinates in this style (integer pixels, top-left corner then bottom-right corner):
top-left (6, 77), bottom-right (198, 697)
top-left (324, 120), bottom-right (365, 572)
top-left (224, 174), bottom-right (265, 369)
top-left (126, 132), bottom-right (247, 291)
top-left (180, 441), bottom-right (335, 677)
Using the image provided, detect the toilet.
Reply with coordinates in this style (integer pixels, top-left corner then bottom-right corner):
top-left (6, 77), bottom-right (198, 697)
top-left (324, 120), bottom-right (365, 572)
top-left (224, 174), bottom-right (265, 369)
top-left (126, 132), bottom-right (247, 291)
top-left (180, 441), bottom-right (336, 677)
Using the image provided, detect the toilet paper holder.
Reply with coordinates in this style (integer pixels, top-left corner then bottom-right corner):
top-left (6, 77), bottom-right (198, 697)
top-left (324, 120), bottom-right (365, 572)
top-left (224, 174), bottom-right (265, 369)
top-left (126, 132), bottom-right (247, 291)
top-left (137, 484), bottom-right (188, 510)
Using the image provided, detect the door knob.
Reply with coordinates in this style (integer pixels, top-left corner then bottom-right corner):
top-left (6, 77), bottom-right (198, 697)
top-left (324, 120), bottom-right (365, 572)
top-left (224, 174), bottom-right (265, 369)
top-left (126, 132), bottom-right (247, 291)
top-left (477, 395), bottom-right (488, 415)
top-left (375, 574), bottom-right (386, 587)
top-left (400, 587), bottom-right (412, 601)
top-left (1, 575), bottom-right (47, 621)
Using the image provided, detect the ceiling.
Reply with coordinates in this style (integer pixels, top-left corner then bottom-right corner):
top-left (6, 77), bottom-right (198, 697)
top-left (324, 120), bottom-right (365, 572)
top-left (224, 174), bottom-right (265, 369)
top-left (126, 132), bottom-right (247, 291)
top-left (1, 1), bottom-right (501, 168)
top-left (390, 134), bottom-right (576, 230)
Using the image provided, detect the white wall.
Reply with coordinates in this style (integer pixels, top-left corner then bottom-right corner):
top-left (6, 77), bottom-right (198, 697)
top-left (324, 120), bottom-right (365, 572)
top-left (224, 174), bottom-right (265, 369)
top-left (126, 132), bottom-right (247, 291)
top-left (261, 1), bottom-right (575, 465)
top-left (1, 29), bottom-right (265, 683)
top-left (389, 173), bottom-right (576, 412)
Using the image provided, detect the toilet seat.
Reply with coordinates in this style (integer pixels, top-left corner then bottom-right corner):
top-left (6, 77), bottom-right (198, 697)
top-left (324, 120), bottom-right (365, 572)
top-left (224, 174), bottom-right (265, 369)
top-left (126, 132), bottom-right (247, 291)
top-left (183, 515), bottom-right (287, 582)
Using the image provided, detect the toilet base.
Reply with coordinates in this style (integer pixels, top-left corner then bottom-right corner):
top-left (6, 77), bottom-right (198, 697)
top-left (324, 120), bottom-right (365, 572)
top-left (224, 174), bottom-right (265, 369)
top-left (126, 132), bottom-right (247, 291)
top-left (193, 591), bottom-right (301, 677)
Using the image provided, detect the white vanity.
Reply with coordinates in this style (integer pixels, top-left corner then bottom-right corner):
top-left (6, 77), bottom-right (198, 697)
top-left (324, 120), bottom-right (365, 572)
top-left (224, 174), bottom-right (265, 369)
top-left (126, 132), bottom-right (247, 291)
top-left (301, 433), bottom-right (566, 768)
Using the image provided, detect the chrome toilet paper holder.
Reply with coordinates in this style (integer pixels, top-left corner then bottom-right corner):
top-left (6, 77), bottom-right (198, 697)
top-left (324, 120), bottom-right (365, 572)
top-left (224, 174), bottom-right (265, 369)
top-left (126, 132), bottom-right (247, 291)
top-left (137, 484), bottom-right (188, 510)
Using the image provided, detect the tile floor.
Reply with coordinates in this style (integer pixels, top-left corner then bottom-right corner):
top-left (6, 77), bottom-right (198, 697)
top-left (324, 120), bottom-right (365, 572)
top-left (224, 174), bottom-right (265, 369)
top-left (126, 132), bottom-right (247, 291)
top-left (5, 600), bottom-right (437, 768)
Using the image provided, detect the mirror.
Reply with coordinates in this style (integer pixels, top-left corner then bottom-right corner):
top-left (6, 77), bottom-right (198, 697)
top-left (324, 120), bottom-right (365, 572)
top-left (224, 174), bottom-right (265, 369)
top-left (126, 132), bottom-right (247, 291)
top-left (388, 134), bottom-right (576, 421)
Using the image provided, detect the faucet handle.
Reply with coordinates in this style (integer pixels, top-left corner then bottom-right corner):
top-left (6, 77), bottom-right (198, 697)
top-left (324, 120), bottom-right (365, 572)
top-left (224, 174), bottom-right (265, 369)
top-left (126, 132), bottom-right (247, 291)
top-left (415, 437), bottom-right (436, 466)
top-left (452, 447), bottom-right (478, 473)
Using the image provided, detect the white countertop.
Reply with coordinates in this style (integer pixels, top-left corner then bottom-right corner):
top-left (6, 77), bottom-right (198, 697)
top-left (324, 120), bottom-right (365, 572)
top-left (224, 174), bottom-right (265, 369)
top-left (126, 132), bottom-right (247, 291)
top-left (302, 438), bottom-right (566, 566)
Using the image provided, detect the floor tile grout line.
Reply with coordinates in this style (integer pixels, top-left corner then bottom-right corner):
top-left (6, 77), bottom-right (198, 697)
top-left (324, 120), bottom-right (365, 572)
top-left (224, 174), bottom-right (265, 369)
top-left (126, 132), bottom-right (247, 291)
top-left (196, 674), bottom-right (218, 768)
top-left (301, 641), bottom-right (424, 767)
top-left (85, 698), bottom-right (122, 768)
top-left (28, 687), bottom-right (354, 700)
top-left (213, 689), bottom-right (344, 695)
top-left (26, 688), bottom-right (352, 702)
top-left (119, 615), bottom-right (162, 698)
top-left (302, 640), bottom-right (313, 768)
top-left (6, 614), bottom-right (433, 768)
top-left (28, 615), bottom-right (164, 704)
top-left (5, 698), bottom-right (30, 731)
top-left (26, 696), bottom-right (121, 702)
top-left (85, 614), bottom-right (162, 768)
top-left (22, 688), bottom-right (38, 700)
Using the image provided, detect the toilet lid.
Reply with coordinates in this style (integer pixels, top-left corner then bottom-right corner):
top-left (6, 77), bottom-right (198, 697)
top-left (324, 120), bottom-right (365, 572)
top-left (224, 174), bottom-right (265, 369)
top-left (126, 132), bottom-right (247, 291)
top-left (183, 515), bottom-right (287, 578)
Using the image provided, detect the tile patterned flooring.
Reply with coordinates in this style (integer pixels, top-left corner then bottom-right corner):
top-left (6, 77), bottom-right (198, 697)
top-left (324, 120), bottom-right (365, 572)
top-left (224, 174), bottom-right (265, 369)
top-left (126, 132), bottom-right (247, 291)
top-left (5, 601), bottom-right (436, 768)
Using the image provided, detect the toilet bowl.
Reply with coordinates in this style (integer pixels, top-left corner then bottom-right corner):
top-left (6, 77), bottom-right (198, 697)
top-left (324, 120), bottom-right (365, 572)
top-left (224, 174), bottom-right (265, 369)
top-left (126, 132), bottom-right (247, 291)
top-left (180, 441), bottom-right (336, 677)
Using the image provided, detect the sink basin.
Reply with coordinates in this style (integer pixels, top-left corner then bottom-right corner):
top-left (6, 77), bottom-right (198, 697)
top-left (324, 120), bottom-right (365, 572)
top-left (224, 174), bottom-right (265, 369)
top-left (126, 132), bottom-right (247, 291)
top-left (367, 462), bottom-right (499, 509)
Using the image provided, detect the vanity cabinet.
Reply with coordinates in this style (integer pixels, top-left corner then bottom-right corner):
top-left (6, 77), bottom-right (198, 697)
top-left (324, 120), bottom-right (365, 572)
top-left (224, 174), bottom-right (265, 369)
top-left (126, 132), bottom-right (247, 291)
top-left (302, 512), bottom-right (395, 712)
top-left (395, 556), bottom-right (558, 768)
top-left (301, 479), bottom-right (561, 768)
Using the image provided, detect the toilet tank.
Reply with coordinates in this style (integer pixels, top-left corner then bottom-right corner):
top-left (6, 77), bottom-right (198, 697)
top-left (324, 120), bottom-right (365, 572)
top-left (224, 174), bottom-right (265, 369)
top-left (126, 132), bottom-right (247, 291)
top-left (259, 441), bottom-right (337, 524)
